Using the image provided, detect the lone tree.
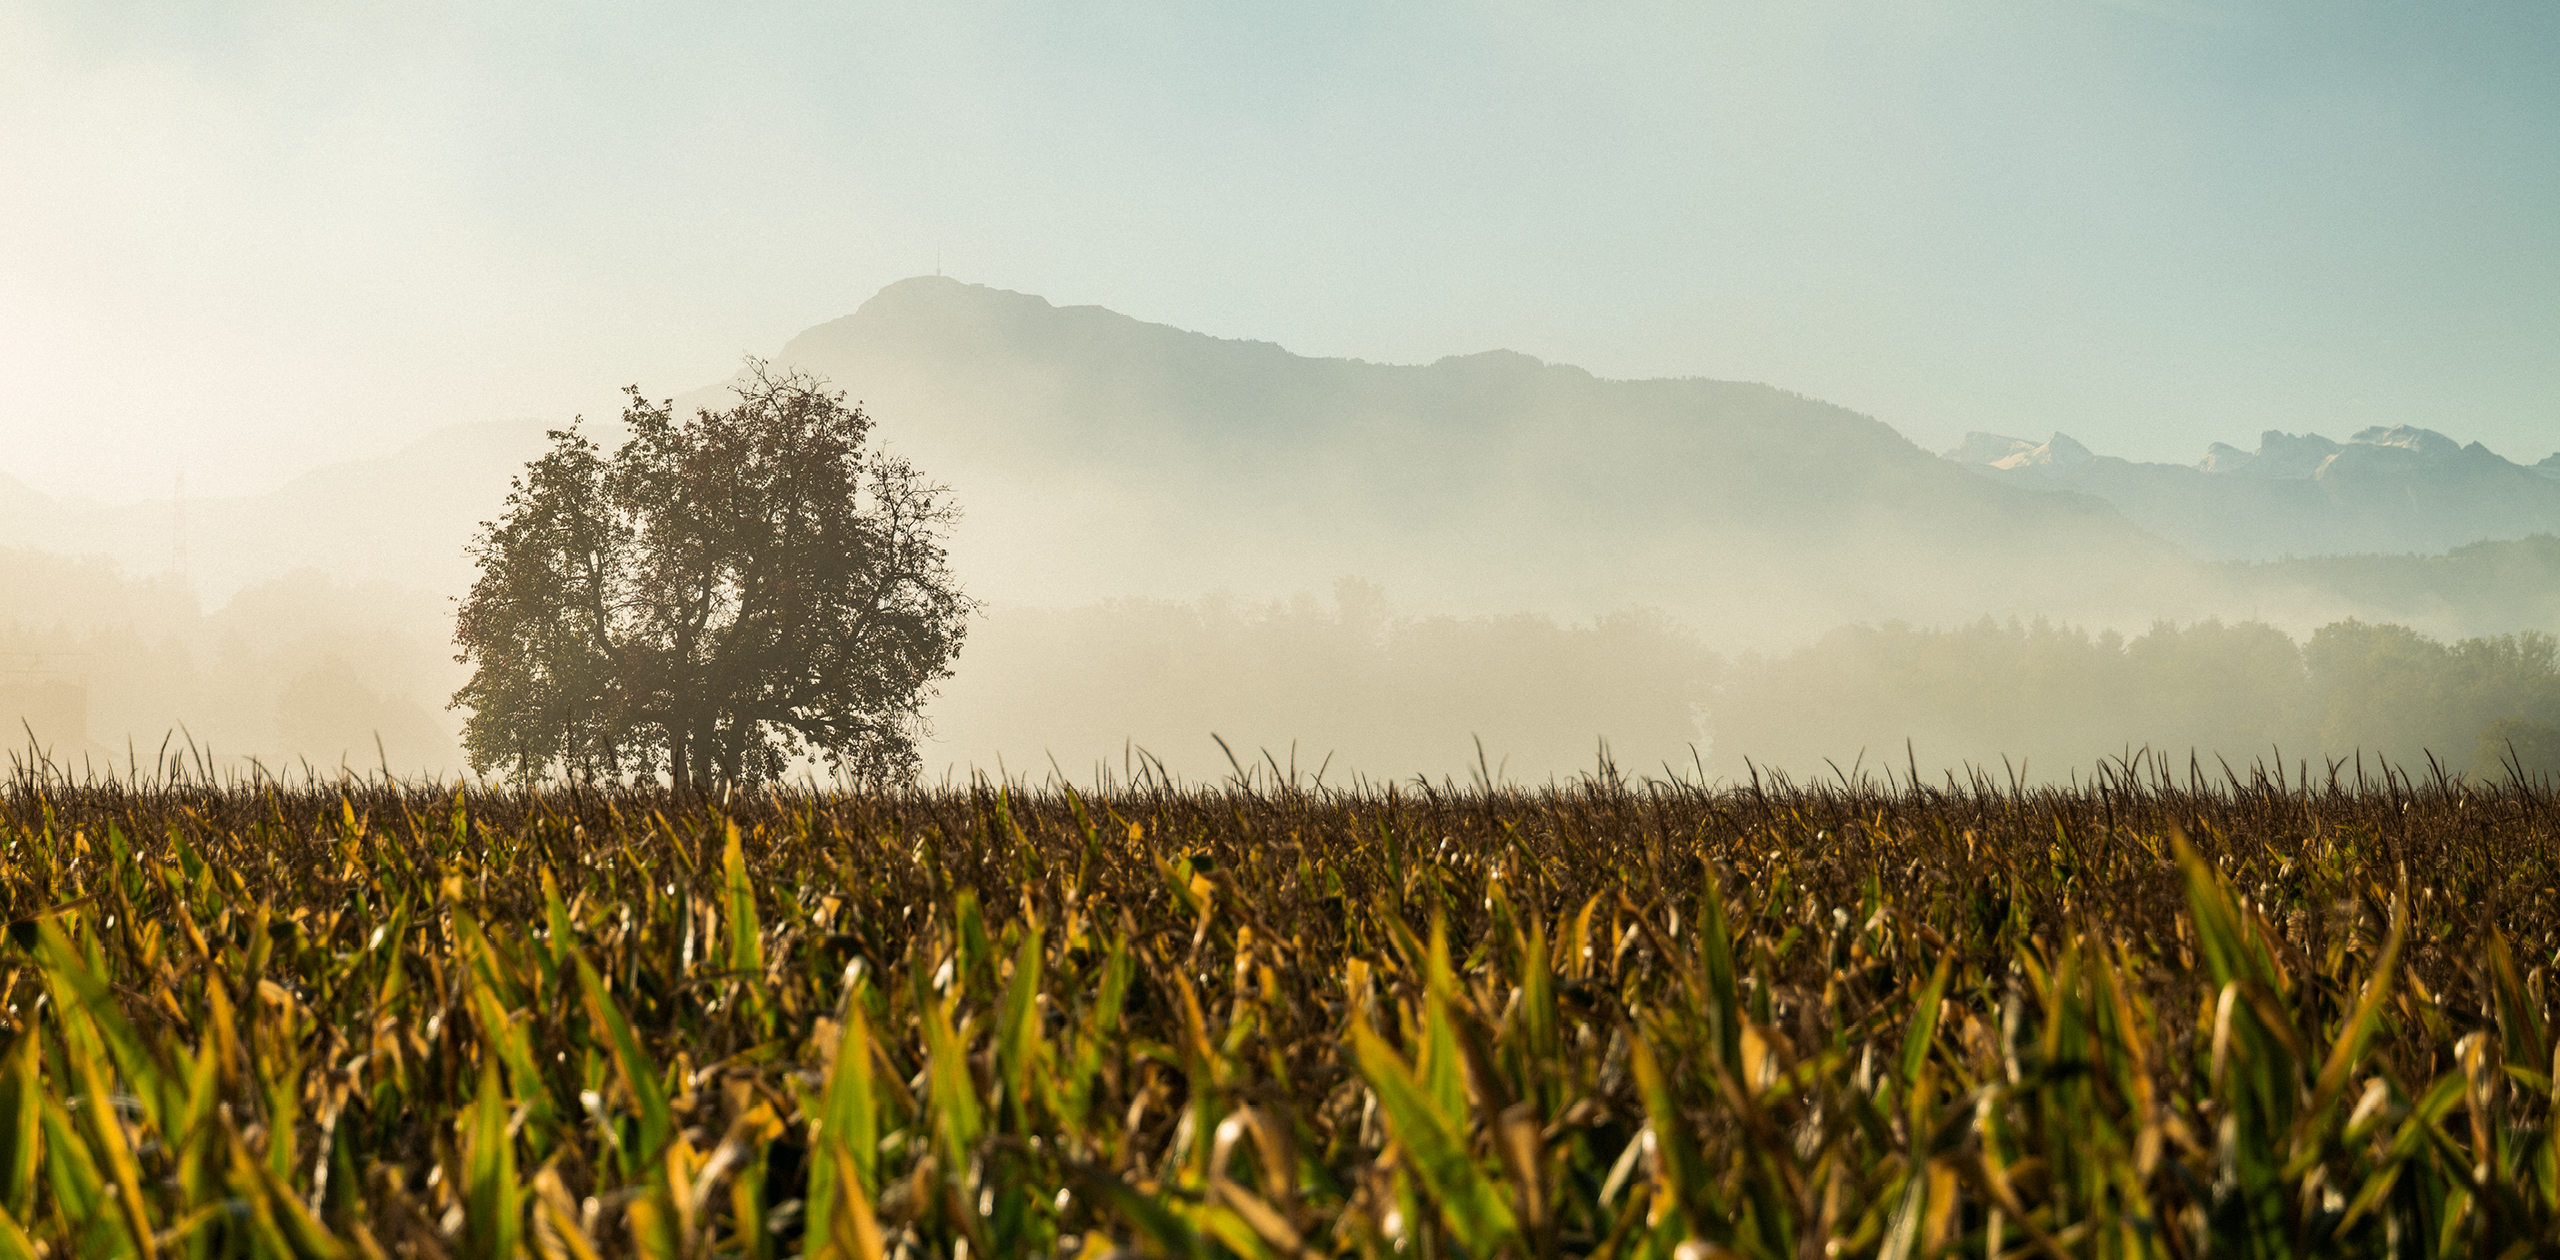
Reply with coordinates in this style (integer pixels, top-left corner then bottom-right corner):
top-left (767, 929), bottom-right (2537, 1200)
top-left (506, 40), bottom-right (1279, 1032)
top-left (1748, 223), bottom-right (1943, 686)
top-left (453, 361), bottom-right (973, 788)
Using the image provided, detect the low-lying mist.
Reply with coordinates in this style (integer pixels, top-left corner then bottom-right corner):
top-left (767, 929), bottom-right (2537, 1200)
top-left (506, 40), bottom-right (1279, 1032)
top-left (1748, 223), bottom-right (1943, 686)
top-left (932, 584), bottom-right (2560, 787)
top-left (0, 549), bottom-right (459, 778)
top-left (6, 544), bottom-right (2556, 788)
top-left (924, 580), bottom-right (1715, 786)
top-left (10, 284), bottom-right (2560, 787)
top-left (1711, 614), bottom-right (2560, 785)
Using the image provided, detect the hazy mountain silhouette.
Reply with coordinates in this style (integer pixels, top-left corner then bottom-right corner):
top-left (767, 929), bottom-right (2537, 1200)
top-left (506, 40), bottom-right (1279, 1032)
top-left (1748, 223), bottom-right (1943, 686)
top-left (5, 277), bottom-right (2546, 647)
top-left (8, 276), bottom-right (2559, 781)
top-left (699, 276), bottom-right (2183, 642)
top-left (1947, 425), bottom-right (2560, 561)
top-left (0, 420), bottom-right (550, 604)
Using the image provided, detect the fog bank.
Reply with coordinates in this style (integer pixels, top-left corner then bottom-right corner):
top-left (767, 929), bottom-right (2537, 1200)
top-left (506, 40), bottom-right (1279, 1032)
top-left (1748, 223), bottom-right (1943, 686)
top-left (0, 550), bottom-right (460, 778)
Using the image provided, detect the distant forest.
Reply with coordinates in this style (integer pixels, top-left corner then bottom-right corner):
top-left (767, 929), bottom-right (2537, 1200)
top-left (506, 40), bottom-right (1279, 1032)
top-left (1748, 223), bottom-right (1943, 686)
top-left (0, 549), bottom-right (455, 775)
top-left (1711, 615), bottom-right (2560, 783)
top-left (1707, 534), bottom-right (2560, 783)
top-left (5, 537), bottom-right (2560, 784)
top-left (2210, 533), bottom-right (2560, 640)
top-left (937, 572), bottom-right (2560, 785)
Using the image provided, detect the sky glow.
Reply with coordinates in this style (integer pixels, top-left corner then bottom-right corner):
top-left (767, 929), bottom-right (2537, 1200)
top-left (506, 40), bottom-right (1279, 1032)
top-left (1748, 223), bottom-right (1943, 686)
top-left (4, 1), bottom-right (2555, 501)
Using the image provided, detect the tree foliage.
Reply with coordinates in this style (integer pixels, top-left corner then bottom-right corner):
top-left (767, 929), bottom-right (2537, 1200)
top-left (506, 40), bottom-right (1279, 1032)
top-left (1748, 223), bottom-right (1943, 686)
top-left (1706, 614), bottom-right (2560, 779)
top-left (453, 362), bottom-right (972, 787)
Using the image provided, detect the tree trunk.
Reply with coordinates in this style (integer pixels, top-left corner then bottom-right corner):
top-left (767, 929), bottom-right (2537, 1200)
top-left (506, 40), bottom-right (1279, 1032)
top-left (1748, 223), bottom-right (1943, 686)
top-left (668, 723), bottom-right (691, 796)
top-left (717, 721), bottom-right (744, 787)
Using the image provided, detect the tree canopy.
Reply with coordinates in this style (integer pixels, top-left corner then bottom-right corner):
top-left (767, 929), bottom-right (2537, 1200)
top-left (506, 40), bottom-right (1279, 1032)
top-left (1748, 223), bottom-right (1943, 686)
top-left (453, 362), bottom-right (972, 788)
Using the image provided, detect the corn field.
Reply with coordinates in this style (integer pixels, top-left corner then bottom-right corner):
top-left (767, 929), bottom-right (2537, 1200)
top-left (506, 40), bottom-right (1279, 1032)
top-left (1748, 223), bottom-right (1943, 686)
top-left (2, 759), bottom-right (2558, 1258)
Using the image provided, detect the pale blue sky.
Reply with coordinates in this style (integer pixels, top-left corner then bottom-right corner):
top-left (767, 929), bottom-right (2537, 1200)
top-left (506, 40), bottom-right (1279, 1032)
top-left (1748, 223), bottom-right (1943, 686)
top-left (4, 0), bottom-right (2555, 500)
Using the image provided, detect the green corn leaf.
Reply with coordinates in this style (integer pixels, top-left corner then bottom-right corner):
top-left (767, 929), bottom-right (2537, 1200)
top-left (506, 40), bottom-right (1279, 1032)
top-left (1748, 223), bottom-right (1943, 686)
top-left (2485, 928), bottom-right (2545, 1076)
top-left (1630, 1036), bottom-right (1716, 1240)
top-left (721, 820), bottom-right (763, 977)
top-left (460, 907), bottom-right (560, 1159)
top-left (622, 1196), bottom-right (680, 1260)
top-left (1877, 1168), bottom-right (1927, 1260)
top-left (1421, 917), bottom-right (1466, 1128)
top-left (1899, 955), bottom-right (1951, 1090)
top-left (2435, 1183), bottom-right (2471, 1257)
top-left (32, 919), bottom-right (172, 1136)
top-left (576, 951), bottom-right (675, 1172)
top-left (2292, 883), bottom-right (2407, 1170)
top-left (815, 1140), bottom-right (886, 1260)
top-left (1516, 915), bottom-right (1559, 1105)
top-left (174, 1040), bottom-right (223, 1238)
top-left (2173, 833), bottom-right (2276, 991)
top-left (0, 1201), bottom-right (39, 1260)
top-left (0, 1035), bottom-right (38, 1225)
top-left (58, 1005), bottom-right (158, 1260)
top-left (223, 1142), bottom-right (311, 1260)
top-left (368, 894), bottom-right (414, 1010)
top-left (1353, 1021), bottom-right (1518, 1255)
top-left (722, 821), bottom-right (776, 1041)
top-left (35, 1092), bottom-right (112, 1257)
top-left (464, 1055), bottom-right (522, 1260)
top-left (955, 889), bottom-right (994, 996)
top-left (1195, 1200), bottom-right (1292, 1260)
top-left (540, 867), bottom-right (580, 973)
top-left (1168, 968), bottom-right (1222, 1187)
top-left (1700, 870), bottom-right (1743, 1075)
top-left (804, 998), bottom-right (880, 1250)
top-left (1064, 934), bottom-right (1133, 1138)
top-left (1065, 1161), bottom-right (1207, 1260)
top-left (917, 952), bottom-right (984, 1178)
top-left (2338, 1072), bottom-right (2468, 1230)
top-left (223, 1108), bottom-right (354, 1259)
top-left (451, 902), bottom-right (529, 1012)
top-left (998, 923), bottom-right (1048, 1134)
top-left (467, 977), bottom-right (558, 1155)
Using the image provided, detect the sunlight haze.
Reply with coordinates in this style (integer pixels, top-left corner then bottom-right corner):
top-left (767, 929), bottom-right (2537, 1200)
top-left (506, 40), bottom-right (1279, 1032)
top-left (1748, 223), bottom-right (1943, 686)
top-left (7, 1), bottom-right (2556, 503)
top-left (4, 1), bottom-right (2558, 787)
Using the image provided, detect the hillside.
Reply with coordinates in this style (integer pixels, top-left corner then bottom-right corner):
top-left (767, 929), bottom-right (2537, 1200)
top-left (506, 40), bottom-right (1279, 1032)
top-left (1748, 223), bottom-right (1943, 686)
top-left (1949, 425), bottom-right (2560, 561)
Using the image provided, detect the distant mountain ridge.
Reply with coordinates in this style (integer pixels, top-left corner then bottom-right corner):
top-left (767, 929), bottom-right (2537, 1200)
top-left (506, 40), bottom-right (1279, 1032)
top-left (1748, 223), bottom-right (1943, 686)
top-left (7, 277), bottom-right (2183, 637)
top-left (12, 276), bottom-right (2560, 781)
top-left (1946, 424), bottom-right (2560, 560)
top-left (5, 276), bottom-right (2551, 646)
top-left (724, 276), bottom-right (2185, 639)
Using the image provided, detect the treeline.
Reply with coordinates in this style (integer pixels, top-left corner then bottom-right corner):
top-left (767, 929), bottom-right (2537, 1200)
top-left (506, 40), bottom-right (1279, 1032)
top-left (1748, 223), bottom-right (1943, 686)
top-left (9, 543), bottom-right (2558, 786)
top-left (0, 548), bottom-right (457, 774)
top-left (935, 585), bottom-right (2560, 785)
top-left (2212, 532), bottom-right (2560, 642)
top-left (928, 579), bottom-right (1715, 784)
top-left (1707, 614), bottom-right (2560, 781)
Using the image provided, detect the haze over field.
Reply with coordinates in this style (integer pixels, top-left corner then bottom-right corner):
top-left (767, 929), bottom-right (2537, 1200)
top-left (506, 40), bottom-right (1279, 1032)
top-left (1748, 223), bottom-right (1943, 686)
top-left (3, 3), bottom-right (2557, 784)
